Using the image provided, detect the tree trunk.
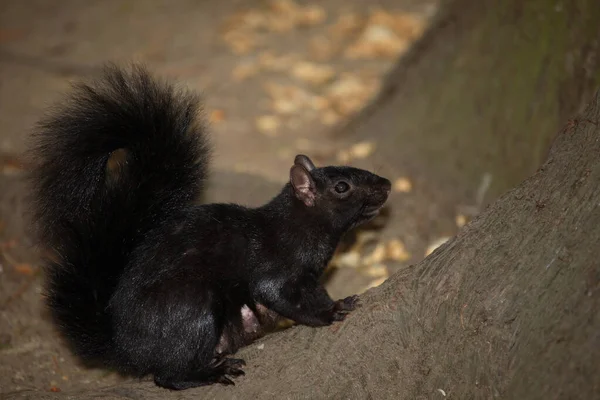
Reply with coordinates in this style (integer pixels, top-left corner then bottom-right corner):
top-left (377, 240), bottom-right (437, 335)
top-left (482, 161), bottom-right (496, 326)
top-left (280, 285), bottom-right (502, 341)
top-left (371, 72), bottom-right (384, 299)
top-left (15, 0), bottom-right (600, 398)
top-left (343, 0), bottom-right (600, 203)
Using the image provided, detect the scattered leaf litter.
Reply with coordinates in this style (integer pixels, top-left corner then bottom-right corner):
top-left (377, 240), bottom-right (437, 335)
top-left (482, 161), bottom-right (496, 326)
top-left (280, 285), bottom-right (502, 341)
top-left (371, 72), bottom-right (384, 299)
top-left (326, 74), bottom-right (381, 117)
top-left (344, 9), bottom-right (426, 60)
top-left (221, 3), bottom-right (435, 132)
top-left (330, 233), bottom-right (411, 291)
top-left (264, 83), bottom-right (315, 115)
top-left (221, 1), bottom-right (328, 53)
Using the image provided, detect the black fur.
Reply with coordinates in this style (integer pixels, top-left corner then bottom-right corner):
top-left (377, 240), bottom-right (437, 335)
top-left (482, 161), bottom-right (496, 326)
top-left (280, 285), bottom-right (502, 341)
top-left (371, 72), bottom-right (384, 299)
top-left (28, 64), bottom-right (391, 390)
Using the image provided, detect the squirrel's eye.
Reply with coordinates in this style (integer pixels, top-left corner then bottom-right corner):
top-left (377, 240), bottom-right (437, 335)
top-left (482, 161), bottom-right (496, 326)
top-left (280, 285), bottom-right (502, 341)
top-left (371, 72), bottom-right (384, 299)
top-left (334, 181), bottom-right (350, 193)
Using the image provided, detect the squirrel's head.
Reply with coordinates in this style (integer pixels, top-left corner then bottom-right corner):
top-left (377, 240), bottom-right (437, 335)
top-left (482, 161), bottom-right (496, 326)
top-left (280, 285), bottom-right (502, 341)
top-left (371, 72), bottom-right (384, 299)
top-left (290, 154), bottom-right (391, 231)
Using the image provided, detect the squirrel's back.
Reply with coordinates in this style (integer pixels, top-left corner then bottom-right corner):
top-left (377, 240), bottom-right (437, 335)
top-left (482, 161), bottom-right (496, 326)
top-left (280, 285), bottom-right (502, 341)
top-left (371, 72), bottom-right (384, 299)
top-left (28, 64), bottom-right (210, 364)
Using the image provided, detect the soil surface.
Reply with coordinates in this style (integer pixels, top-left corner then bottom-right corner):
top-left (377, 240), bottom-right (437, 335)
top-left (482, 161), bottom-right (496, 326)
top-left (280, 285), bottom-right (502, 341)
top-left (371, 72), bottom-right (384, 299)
top-left (0, 0), bottom-right (482, 397)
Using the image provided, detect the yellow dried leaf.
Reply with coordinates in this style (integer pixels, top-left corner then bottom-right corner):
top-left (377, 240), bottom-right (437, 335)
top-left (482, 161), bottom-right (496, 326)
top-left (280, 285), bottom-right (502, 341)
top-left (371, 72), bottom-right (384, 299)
top-left (326, 74), bottom-right (380, 116)
top-left (455, 214), bottom-right (467, 228)
top-left (349, 141), bottom-right (375, 159)
top-left (385, 239), bottom-right (410, 262)
top-left (14, 263), bottom-right (34, 276)
top-left (334, 250), bottom-right (361, 268)
top-left (345, 24), bottom-right (409, 59)
top-left (364, 263), bottom-right (389, 278)
top-left (369, 9), bottom-right (426, 39)
top-left (209, 109), bottom-right (226, 124)
top-left (393, 177), bottom-right (412, 193)
top-left (291, 62), bottom-right (335, 86)
top-left (256, 115), bottom-right (281, 136)
top-left (265, 83), bottom-right (314, 115)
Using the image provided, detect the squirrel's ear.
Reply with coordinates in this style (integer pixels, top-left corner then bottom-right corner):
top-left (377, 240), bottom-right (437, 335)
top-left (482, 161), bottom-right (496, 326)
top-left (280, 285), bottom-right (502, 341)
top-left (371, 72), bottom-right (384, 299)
top-left (294, 154), bottom-right (316, 172)
top-left (290, 164), bottom-right (316, 207)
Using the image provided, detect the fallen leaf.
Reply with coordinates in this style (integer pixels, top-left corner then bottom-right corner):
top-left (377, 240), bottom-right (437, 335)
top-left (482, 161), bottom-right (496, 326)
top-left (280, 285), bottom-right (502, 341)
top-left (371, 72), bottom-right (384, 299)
top-left (264, 82), bottom-right (315, 115)
top-left (14, 263), bottom-right (34, 276)
top-left (209, 109), bottom-right (226, 124)
top-left (291, 62), bottom-right (335, 86)
top-left (364, 263), bottom-right (389, 278)
top-left (343, 9), bottom-right (426, 60)
top-left (455, 214), bottom-right (467, 228)
top-left (326, 74), bottom-right (380, 116)
top-left (334, 250), bottom-right (361, 268)
top-left (256, 115), bottom-right (281, 136)
top-left (345, 24), bottom-right (408, 59)
top-left (393, 177), bottom-right (412, 193)
top-left (349, 141), bottom-right (375, 159)
top-left (385, 239), bottom-right (410, 261)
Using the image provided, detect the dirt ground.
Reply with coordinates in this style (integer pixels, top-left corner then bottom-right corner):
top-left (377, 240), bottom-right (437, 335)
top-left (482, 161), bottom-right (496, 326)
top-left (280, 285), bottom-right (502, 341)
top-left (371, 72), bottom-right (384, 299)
top-left (0, 0), bottom-right (480, 397)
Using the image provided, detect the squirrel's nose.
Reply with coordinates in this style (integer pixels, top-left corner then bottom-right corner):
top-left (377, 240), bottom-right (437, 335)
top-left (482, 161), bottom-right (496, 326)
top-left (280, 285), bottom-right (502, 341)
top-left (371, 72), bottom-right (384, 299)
top-left (378, 177), bottom-right (392, 194)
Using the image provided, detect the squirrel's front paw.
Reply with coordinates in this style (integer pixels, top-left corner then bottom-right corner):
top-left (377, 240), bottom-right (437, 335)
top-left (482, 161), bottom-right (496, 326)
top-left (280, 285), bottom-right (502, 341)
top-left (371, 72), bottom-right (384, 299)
top-left (335, 295), bottom-right (360, 311)
top-left (331, 295), bottom-right (360, 321)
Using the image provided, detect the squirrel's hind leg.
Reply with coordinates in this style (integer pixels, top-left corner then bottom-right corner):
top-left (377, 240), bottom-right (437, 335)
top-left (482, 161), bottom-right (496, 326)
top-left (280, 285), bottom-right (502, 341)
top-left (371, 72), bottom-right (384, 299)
top-left (154, 356), bottom-right (246, 390)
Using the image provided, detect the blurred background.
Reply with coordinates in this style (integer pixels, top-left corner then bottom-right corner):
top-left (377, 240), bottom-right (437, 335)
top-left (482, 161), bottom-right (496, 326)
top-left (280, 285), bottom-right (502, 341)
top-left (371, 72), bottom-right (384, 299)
top-left (1, 0), bottom-right (599, 395)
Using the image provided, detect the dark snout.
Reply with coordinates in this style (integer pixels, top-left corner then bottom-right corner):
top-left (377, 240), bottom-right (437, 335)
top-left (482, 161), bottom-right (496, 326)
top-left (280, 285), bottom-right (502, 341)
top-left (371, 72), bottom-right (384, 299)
top-left (363, 176), bottom-right (391, 217)
top-left (371, 176), bottom-right (391, 204)
top-left (377, 177), bottom-right (392, 195)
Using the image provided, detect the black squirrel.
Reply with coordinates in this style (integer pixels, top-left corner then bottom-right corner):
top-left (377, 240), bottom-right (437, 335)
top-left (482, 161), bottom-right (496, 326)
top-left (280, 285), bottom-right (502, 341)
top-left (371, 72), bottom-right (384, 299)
top-left (28, 64), bottom-right (391, 390)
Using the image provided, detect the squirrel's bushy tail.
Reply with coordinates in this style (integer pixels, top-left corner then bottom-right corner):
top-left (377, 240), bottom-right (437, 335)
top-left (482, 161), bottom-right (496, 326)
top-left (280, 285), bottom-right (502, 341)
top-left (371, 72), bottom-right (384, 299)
top-left (28, 64), bottom-right (209, 364)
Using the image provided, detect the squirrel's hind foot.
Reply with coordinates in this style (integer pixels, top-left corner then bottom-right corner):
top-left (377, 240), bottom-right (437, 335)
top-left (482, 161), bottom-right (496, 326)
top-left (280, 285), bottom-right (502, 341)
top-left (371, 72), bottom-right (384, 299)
top-left (154, 357), bottom-right (246, 390)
